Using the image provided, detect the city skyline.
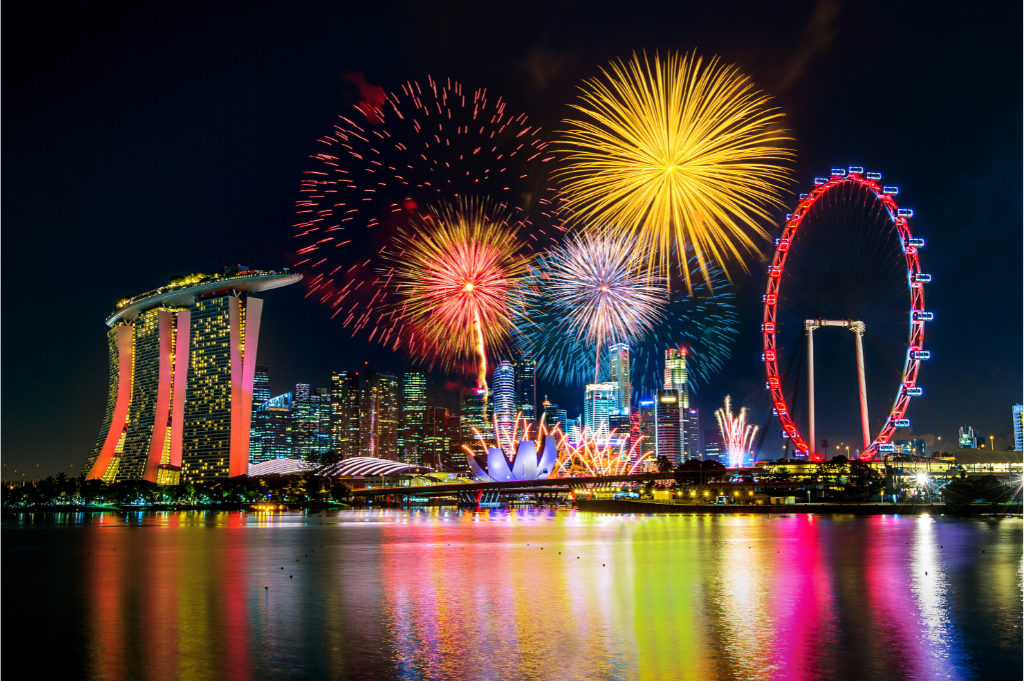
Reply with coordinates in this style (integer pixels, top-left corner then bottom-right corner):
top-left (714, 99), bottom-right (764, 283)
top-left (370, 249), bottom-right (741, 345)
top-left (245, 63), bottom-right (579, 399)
top-left (4, 1), bottom-right (1021, 478)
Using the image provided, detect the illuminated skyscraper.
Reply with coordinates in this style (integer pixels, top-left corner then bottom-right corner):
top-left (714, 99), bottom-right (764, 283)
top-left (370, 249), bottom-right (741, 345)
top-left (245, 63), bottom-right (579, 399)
top-left (460, 387), bottom-right (493, 441)
top-left (1014, 404), bottom-right (1023, 451)
top-left (330, 371), bottom-right (360, 458)
top-left (540, 396), bottom-right (567, 433)
top-left (293, 385), bottom-right (332, 461)
top-left (704, 428), bottom-right (723, 462)
top-left (513, 350), bottom-right (537, 423)
top-left (655, 389), bottom-right (682, 464)
top-left (360, 369), bottom-right (399, 459)
top-left (401, 367), bottom-right (427, 465)
top-left (85, 267), bottom-right (300, 484)
top-left (422, 406), bottom-right (453, 471)
top-left (250, 392), bottom-right (293, 463)
top-left (249, 366), bottom-right (273, 461)
top-left (685, 408), bottom-right (700, 459)
top-left (253, 366), bottom-right (272, 405)
top-left (584, 383), bottom-right (618, 436)
top-left (608, 343), bottom-right (631, 411)
top-left (494, 361), bottom-right (516, 441)
top-left (958, 425), bottom-right (978, 449)
top-left (638, 399), bottom-right (657, 463)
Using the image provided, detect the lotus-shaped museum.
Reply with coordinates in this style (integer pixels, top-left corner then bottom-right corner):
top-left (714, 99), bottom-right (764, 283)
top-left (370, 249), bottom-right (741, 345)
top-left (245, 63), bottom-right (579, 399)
top-left (466, 433), bottom-right (558, 482)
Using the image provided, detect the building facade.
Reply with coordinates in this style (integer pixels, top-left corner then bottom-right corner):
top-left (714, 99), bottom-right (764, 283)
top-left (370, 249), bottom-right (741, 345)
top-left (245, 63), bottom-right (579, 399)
top-left (493, 361), bottom-right (516, 441)
top-left (584, 382), bottom-right (618, 437)
top-left (400, 367), bottom-right (427, 465)
top-left (250, 392), bottom-right (293, 463)
top-left (85, 267), bottom-right (300, 483)
top-left (460, 386), bottom-right (493, 441)
top-left (330, 371), bottom-right (360, 458)
top-left (608, 343), bottom-right (631, 411)
top-left (513, 350), bottom-right (537, 424)
top-left (1014, 404), bottom-right (1023, 451)
top-left (293, 385), bottom-right (332, 461)
top-left (655, 389), bottom-right (682, 464)
top-left (360, 369), bottom-right (399, 458)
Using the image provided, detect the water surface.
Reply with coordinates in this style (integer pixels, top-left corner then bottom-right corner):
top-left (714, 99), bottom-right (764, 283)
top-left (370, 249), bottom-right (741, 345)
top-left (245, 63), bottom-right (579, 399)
top-left (3, 509), bottom-right (1021, 680)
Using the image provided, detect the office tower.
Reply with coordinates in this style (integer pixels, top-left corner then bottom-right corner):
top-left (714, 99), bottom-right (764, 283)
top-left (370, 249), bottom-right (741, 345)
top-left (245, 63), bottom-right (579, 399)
top-left (513, 350), bottom-right (537, 423)
top-left (250, 392), bottom-right (293, 464)
top-left (400, 367), bottom-right (427, 465)
top-left (493, 361), bottom-right (516, 441)
top-left (86, 267), bottom-right (301, 484)
top-left (1014, 404), bottom-right (1023, 451)
top-left (293, 385), bottom-right (332, 461)
top-left (609, 409), bottom-right (631, 451)
top-left (565, 417), bottom-right (583, 443)
top-left (540, 396), bottom-right (567, 434)
top-left (360, 369), bottom-right (399, 458)
top-left (655, 389), bottom-right (682, 465)
top-left (958, 425), bottom-right (977, 449)
top-left (685, 408), bottom-right (700, 458)
top-left (460, 386), bottom-right (493, 441)
top-left (422, 406), bottom-right (452, 471)
top-left (584, 383), bottom-right (618, 437)
top-left (638, 399), bottom-right (657, 460)
top-left (704, 428), bottom-right (723, 462)
top-left (330, 371), bottom-right (360, 458)
top-left (253, 366), bottom-right (272, 405)
top-left (608, 343), bottom-right (631, 411)
top-left (664, 348), bottom-right (694, 459)
top-left (249, 366), bottom-right (273, 461)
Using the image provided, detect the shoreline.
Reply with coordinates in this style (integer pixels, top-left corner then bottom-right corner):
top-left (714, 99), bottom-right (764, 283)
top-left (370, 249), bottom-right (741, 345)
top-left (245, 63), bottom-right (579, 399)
top-left (576, 499), bottom-right (1023, 516)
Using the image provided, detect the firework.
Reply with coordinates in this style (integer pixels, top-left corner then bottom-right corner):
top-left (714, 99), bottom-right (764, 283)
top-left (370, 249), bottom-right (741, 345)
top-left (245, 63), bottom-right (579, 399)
top-left (382, 200), bottom-right (528, 396)
top-left (517, 230), bottom-right (666, 384)
top-left (294, 75), bottom-right (560, 337)
top-left (554, 426), bottom-right (653, 477)
top-left (715, 395), bottom-right (758, 468)
top-left (556, 52), bottom-right (794, 291)
top-left (518, 251), bottom-right (738, 395)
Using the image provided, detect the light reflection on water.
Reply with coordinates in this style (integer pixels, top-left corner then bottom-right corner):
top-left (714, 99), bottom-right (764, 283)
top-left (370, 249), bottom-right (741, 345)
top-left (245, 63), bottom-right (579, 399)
top-left (3, 510), bottom-right (1021, 680)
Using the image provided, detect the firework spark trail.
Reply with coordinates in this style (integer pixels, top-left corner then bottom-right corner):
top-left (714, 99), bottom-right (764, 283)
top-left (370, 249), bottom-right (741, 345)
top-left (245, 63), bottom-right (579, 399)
top-left (382, 200), bottom-right (529, 415)
top-left (518, 248), bottom-right (738, 393)
top-left (518, 231), bottom-right (665, 384)
top-left (294, 76), bottom-right (561, 338)
top-left (554, 427), bottom-right (653, 477)
top-left (716, 395), bottom-right (759, 468)
top-left (556, 51), bottom-right (794, 292)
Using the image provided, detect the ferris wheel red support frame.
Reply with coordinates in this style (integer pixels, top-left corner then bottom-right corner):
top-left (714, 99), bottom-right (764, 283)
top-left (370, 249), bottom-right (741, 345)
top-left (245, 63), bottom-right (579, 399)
top-left (762, 167), bottom-right (930, 461)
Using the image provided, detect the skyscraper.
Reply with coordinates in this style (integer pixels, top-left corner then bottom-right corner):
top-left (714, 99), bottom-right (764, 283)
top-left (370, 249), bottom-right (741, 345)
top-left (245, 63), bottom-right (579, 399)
top-left (493, 361), bottom-right (516, 441)
top-left (249, 366), bottom-right (273, 461)
top-left (540, 396), bottom-right (567, 434)
top-left (958, 425), bottom-right (978, 449)
top-left (330, 371), bottom-right (360, 458)
top-left (1014, 404), bottom-right (1023, 451)
top-left (664, 348), bottom-right (696, 458)
top-left (86, 267), bottom-right (300, 484)
top-left (460, 386), bottom-right (493, 441)
top-left (360, 369), bottom-right (399, 459)
top-left (293, 385), bottom-right (332, 461)
top-left (253, 366), bottom-right (272, 405)
top-left (584, 383), bottom-right (618, 437)
top-left (704, 428), bottom-right (723, 462)
top-left (655, 389), bottom-right (682, 464)
top-left (422, 406), bottom-right (453, 471)
top-left (250, 392), bottom-right (293, 463)
top-left (513, 350), bottom-right (537, 423)
top-left (685, 407), bottom-right (700, 459)
top-left (638, 399), bottom-right (657, 462)
top-left (401, 367), bottom-right (427, 465)
top-left (608, 343), bottom-right (631, 411)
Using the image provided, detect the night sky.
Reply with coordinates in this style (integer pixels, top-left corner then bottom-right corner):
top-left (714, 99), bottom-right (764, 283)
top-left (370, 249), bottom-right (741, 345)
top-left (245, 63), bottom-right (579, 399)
top-left (4, 0), bottom-right (1021, 478)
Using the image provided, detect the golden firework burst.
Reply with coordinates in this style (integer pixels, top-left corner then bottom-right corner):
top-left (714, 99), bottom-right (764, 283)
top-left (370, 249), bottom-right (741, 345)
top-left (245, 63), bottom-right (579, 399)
top-left (556, 51), bottom-right (795, 291)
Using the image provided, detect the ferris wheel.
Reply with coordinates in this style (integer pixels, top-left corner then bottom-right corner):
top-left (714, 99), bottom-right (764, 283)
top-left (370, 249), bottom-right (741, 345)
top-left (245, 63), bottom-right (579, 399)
top-left (762, 167), bottom-right (931, 461)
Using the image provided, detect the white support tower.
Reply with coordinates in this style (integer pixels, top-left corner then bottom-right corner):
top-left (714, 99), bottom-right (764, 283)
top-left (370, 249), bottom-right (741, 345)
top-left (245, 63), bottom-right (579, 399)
top-left (805, 319), bottom-right (870, 456)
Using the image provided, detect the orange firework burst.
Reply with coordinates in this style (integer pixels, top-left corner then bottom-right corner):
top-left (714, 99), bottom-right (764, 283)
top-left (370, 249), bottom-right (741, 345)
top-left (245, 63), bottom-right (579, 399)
top-left (383, 200), bottom-right (529, 393)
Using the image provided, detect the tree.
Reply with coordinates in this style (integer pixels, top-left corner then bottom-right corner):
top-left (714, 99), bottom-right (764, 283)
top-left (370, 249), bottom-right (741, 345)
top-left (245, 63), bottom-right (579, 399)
top-left (656, 456), bottom-right (673, 473)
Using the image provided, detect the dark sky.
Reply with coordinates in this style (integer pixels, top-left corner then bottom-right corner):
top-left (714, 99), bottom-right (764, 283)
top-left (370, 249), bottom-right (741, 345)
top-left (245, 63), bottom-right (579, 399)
top-left (4, 0), bottom-right (1021, 478)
